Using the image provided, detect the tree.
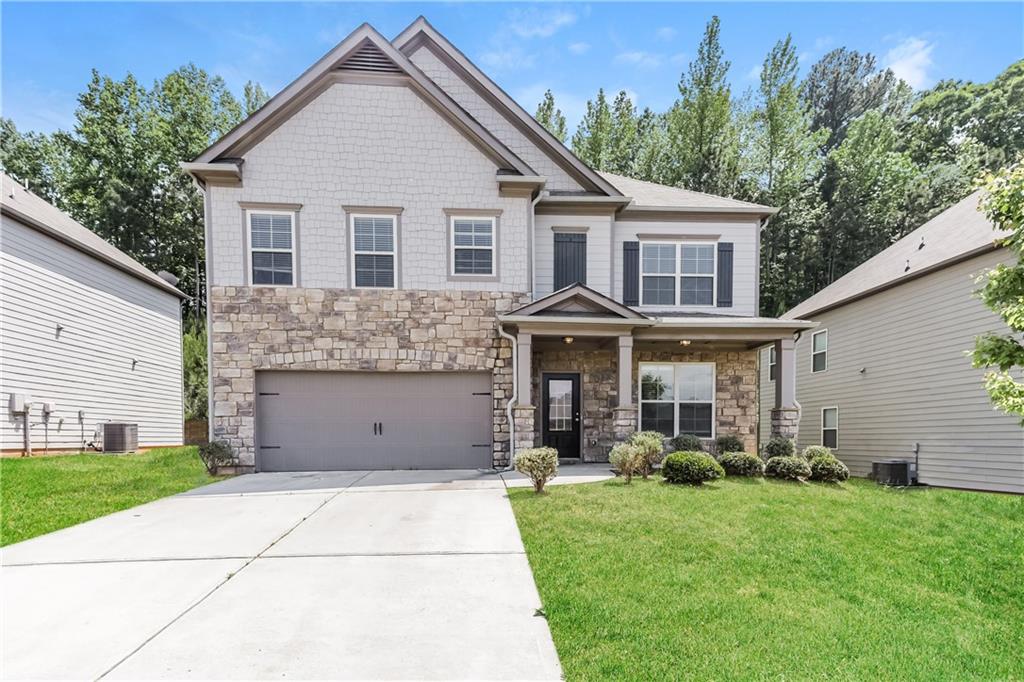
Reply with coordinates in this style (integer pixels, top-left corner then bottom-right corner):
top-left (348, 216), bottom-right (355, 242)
top-left (606, 90), bottom-right (639, 175)
top-left (572, 88), bottom-right (613, 169)
top-left (534, 89), bottom-right (568, 143)
top-left (971, 160), bottom-right (1024, 423)
top-left (182, 321), bottom-right (208, 421)
top-left (632, 108), bottom-right (671, 183)
top-left (666, 16), bottom-right (740, 195)
top-left (243, 80), bottom-right (271, 116)
top-left (0, 118), bottom-right (67, 204)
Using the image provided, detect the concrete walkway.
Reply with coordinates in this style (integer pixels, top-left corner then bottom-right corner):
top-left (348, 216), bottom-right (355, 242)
top-left (2, 465), bottom-right (612, 680)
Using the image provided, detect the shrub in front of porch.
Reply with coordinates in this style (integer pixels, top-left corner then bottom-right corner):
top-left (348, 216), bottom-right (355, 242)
top-left (765, 456), bottom-right (811, 481)
top-left (515, 447), bottom-right (559, 493)
top-left (669, 433), bottom-right (705, 452)
top-left (719, 452), bottom-right (765, 477)
top-left (715, 433), bottom-right (746, 454)
top-left (801, 445), bottom-right (833, 461)
top-left (762, 436), bottom-right (796, 460)
top-left (629, 431), bottom-right (665, 478)
top-left (609, 443), bottom-right (645, 484)
top-left (662, 452), bottom-right (724, 485)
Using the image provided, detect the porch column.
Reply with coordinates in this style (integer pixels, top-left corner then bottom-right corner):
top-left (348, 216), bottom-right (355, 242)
top-left (770, 337), bottom-right (799, 440)
top-left (613, 334), bottom-right (638, 443)
top-left (511, 331), bottom-right (536, 458)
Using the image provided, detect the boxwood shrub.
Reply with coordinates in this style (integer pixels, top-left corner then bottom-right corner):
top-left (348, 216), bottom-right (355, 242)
top-left (718, 451), bottom-right (765, 477)
top-left (762, 436), bottom-right (796, 460)
top-left (801, 445), bottom-right (833, 461)
top-left (765, 455), bottom-right (811, 481)
top-left (662, 451), bottom-right (724, 485)
top-left (809, 454), bottom-right (850, 483)
top-left (669, 433), bottom-right (705, 452)
top-left (715, 433), bottom-right (745, 454)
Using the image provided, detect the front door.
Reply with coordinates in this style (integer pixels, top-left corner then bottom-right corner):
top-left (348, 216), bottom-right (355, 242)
top-left (542, 373), bottom-right (581, 459)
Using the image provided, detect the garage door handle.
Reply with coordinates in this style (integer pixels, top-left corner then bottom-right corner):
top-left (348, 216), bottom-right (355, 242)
top-left (373, 422), bottom-right (378, 435)
top-left (378, 422), bottom-right (383, 435)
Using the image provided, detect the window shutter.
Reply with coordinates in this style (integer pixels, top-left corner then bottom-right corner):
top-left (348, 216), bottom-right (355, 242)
top-left (554, 233), bottom-right (587, 289)
top-left (623, 241), bottom-right (640, 306)
top-left (717, 242), bottom-right (733, 308)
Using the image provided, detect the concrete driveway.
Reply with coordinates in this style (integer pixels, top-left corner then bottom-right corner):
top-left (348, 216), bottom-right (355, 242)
top-left (2, 466), bottom-right (612, 680)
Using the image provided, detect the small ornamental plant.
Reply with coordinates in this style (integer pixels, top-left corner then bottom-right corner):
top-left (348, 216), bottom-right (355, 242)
top-left (198, 440), bottom-right (234, 475)
top-left (715, 433), bottom-right (746, 454)
top-left (514, 447), bottom-right (559, 493)
top-left (609, 443), bottom-right (645, 484)
top-left (662, 451), bottom-right (725, 486)
top-left (670, 433), bottom-right (705, 453)
top-left (629, 431), bottom-right (666, 479)
top-left (809, 454), bottom-right (851, 483)
top-left (765, 456), bottom-right (811, 481)
top-left (719, 451), bottom-right (765, 477)
top-left (762, 436), bottom-right (796, 460)
top-left (801, 445), bottom-right (833, 461)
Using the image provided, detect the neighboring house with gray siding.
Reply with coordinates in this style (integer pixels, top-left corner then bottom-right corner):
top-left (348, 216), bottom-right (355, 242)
top-left (184, 18), bottom-right (815, 473)
top-left (759, 192), bottom-right (1023, 494)
top-left (0, 173), bottom-right (187, 454)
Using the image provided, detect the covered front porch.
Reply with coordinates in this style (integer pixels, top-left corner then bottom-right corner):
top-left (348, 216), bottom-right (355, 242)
top-left (498, 285), bottom-right (815, 462)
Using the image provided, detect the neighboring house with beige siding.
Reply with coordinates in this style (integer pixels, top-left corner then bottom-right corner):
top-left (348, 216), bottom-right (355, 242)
top-left (759, 192), bottom-right (1023, 493)
top-left (0, 173), bottom-right (187, 454)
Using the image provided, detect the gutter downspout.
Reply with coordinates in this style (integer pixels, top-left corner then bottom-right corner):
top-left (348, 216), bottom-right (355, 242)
top-left (529, 190), bottom-right (547, 299)
top-left (495, 324), bottom-right (518, 473)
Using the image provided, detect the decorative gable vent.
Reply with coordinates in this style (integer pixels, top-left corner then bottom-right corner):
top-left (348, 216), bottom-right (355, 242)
top-left (338, 40), bottom-right (402, 74)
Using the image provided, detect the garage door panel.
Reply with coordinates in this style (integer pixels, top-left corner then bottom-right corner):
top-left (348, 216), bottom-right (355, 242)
top-left (255, 372), bottom-right (493, 471)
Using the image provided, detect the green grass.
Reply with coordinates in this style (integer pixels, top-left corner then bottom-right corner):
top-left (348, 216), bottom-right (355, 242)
top-left (1, 446), bottom-right (223, 546)
top-left (509, 476), bottom-right (1024, 680)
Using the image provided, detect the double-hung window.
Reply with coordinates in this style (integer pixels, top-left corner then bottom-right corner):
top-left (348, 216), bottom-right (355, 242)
top-left (451, 217), bottom-right (495, 276)
top-left (351, 215), bottom-right (396, 288)
top-left (822, 407), bottom-right (839, 448)
top-left (640, 242), bottom-right (716, 306)
top-left (249, 211), bottom-right (294, 286)
top-left (639, 363), bottom-right (715, 438)
top-left (812, 329), bottom-right (828, 373)
top-left (768, 346), bottom-right (777, 381)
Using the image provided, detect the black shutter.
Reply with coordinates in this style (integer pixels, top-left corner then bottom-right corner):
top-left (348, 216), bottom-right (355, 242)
top-left (623, 241), bottom-right (640, 306)
top-left (553, 233), bottom-right (587, 289)
top-left (717, 242), bottom-right (733, 307)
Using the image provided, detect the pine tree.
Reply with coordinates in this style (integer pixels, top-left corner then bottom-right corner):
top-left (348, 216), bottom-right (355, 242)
top-left (572, 88), bottom-right (613, 169)
top-left (607, 90), bottom-right (639, 175)
top-left (243, 81), bottom-right (271, 116)
top-left (534, 89), bottom-right (568, 143)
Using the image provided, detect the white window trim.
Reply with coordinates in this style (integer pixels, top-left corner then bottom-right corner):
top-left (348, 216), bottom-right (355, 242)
top-left (821, 406), bottom-right (839, 449)
top-left (637, 362), bottom-right (717, 439)
top-left (449, 215), bottom-right (496, 277)
top-left (811, 329), bottom-right (828, 373)
top-left (350, 213), bottom-right (397, 290)
top-left (638, 241), bottom-right (716, 308)
top-left (768, 346), bottom-right (777, 382)
top-left (247, 209), bottom-right (296, 288)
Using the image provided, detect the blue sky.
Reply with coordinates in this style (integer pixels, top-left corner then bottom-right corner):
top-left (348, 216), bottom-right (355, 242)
top-left (3, 2), bottom-right (1022, 135)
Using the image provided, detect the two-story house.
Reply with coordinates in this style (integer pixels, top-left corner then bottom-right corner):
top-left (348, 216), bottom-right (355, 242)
top-left (183, 18), bottom-right (814, 472)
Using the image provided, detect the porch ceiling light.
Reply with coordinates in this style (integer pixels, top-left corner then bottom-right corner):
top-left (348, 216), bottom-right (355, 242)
top-left (679, 339), bottom-right (692, 346)
top-left (563, 336), bottom-right (574, 344)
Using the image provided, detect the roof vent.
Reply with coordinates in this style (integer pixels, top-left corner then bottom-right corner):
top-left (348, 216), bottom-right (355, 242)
top-left (918, 237), bottom-right (925, 250)
top-left (904, 259), bottom-right (911, 273)
top-left (338, 40), bottom-right (402, 74)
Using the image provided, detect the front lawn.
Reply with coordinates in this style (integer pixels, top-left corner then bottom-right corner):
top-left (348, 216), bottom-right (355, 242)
top-left (1, 446), bottom-right (221, 546)
top-left (509, 476), bottom-right (1024, 680)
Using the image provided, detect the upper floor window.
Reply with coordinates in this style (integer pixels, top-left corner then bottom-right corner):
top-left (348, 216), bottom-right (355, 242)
top-left (351, 215), bottom-right (396, 288)
top-left (450, 217), bottom-right (495, 276)
top-left (249, 210), bottom-right (294, 286)
top-left (812, 329), bottom-right (828, 373)
top-left (639, 362), bottom-right (715, 438)
top-left (768, 346), bottom-right (777, 381)
top-left (640, 242), bottom-right (716, 306)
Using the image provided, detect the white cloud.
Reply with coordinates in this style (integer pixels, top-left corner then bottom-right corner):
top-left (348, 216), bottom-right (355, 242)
top-left (814, 36), bottom-right (834, 51)
top-left (480, 48), bottom-right (536, 71)
top-left (884, 36), bottom-right (935, 89)
top-left (568, 42), bottom-right (590, 55)
top-left (2, 80), bottom-right (76, 134)
top-left (507, 8), bottom-right (577, 39)
top-left (746, 63), bottom-right (762, 81)
top-left (669, 53), bottom-right (687, 67)
top-left (655, 26), bottom-right (677, 42)
top-left (615, 51), bottom-right (662, 69)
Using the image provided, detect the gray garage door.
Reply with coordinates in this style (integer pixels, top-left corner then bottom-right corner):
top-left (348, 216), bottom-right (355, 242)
top-left (255, 371), bottom-right (493, 471)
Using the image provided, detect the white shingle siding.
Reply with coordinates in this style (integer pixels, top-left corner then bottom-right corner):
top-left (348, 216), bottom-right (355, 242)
top-left (534, 215), bottom-right (613, 297)
top-left (760, 248), bottom-right (1023, 494)
top-left (209, 82), bottom-right (529, 291)
top-left (0, 215), bottom-right (184, 450)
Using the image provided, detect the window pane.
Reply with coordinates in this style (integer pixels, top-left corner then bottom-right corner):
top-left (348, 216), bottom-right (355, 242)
top-left (454, 219), bottom-right (493, 247)
top-left (354, 254), bottom-right (394, 287)
top-left (823, 429), bottom-right (838, 449)
top-left (548, 379), bottom-right (573, 432)
top-left (250, 213), bottom-right (292, 250)
top-left (681, 276), bottom-right (714, 305)
top-left (252, 250), bottom-right (292, 285)
top-left (640, 403), bottom-right (674, 437)
top-left (642, 276), bottom-right (675, 305)
top-left (813, 331), bottom-right (827, 353)
top-left (353, 217), bottom-right (394, 253)
top-left (822, 408), bottom-right (838, 429)
top-left (681, 245), bottom-right (714, 275)
top-left (642, 244), bottom-right (675, 274)
top-left (677, 364), bottom-right (713, 402)
top-left (453, 248), bottom-right (493, 275)
top-left (640, 365), bottom-right (674, 401)
top-left (679, 403), bottom-right (713, 438)
top-left (813, 352), bottom-right (827, 372)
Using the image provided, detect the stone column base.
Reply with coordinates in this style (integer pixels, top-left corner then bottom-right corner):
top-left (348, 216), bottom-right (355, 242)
top-left (612, 406), bottom-right (639, 443)
top-left (770, 408), bottom-right (800, 440)
top-left (511, 405), bottom-right (537, 460)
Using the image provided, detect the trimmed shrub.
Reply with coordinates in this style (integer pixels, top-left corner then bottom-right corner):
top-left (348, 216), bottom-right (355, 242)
top-left (765, 456), bottom-right (811, 481)
top-left (762, 436), bottom-right (796, 460)
top-left (514, 447), bottom-right (559, 493)
top-left (810, 455), bottom-right (850, 483)
top-left (662, 451), bottom-right (725, 485)
top-left (198, 440), bottom-right (234, 475)
top-left (715, 433), bottom-right (746, 454)
top-left (719, 451), bottom-right (765, 477)
top-left (609, 443), bottom-right (645, 484)
top-left (669, 433), bottom-right (705, 453)
top-left (629, 431), bottom-right (665, 478)
top-left (801, 445), bottom-right (833, 462)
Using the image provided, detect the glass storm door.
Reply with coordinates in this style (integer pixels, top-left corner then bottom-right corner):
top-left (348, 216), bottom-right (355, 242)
top-left (542, 373), bottom-right (581, 459)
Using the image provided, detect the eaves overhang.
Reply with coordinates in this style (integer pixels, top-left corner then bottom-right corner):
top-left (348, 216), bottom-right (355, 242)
top-left (180, 161), bottom-right (243, 188)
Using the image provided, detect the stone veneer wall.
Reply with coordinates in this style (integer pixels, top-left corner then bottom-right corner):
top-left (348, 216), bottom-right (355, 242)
top-left (209, 286), bottom-right (529, 469)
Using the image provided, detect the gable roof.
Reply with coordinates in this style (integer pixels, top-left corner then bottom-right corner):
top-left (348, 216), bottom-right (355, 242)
top-left (503, 283), bottom-right (649, 320)
top-left (191, 24), bottom-right (533, 177)
top-left (1, 174), bottom-right (187, 298)
top-left (598, 171), bottom-right (776, 215)
top-left (393, 16), bottom-right (623, 198)
top-left (785, 191), bottom-right (1007, 319)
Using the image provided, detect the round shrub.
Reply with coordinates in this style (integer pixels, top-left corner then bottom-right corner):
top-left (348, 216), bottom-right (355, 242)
top-left (810, 455), bottom-right (850, 483)
top-left (662, 451), bottom-right (724, 485)
top-left (669, 433), bottom-right (705, 452)
top-left (715, 433), bottom-right (745, 454)
top-left (801, 445), bottom-right (833, 461)
top-left (629, 431), bottom-right (666, 478)
top-left (718, 451), bottom-right (765, 477)
top-left (514, 447), bottom-right (559, 493)
top-left (765, 455), bottom-right (811, 481)
top-left (762, 436), bottom-right (796, 460)
top-left (609, 443), bottom-right (645, 484)
top-left (198, 440), bottom-right (234, 474)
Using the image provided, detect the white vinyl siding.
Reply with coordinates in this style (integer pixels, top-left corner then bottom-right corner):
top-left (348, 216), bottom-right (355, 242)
top-left (351, 215), bottom-right (396, 288)
top-left (248, 210), bottom-right (294, 286)
top-left (639, 362), bottom-right (715, 438)
top-left (0, 215), bottom-right (184, 450)
top-left (450, 217), bottom-right (495, 276)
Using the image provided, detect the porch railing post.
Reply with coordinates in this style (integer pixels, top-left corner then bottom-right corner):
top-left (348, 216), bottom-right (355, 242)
top-left (617, 335), bottom-right (634, 408)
